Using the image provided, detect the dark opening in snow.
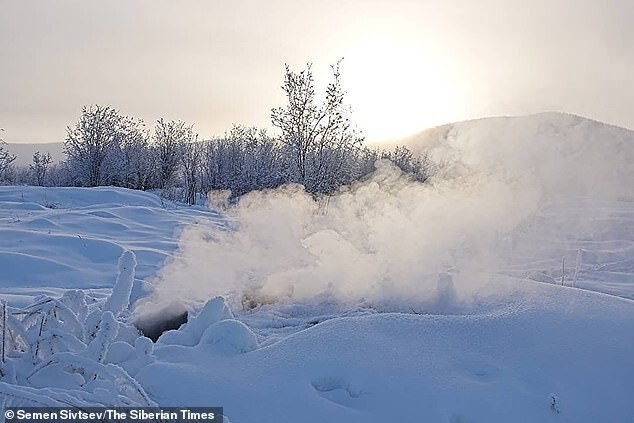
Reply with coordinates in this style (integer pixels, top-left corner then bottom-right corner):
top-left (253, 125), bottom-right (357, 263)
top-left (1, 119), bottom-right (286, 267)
top-left (134, 303), bottom-right (188, 342)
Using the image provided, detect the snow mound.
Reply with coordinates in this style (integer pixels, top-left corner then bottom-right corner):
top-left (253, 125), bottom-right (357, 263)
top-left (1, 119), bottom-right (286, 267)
top-left (198, 319), bottom-right (259, 355)
top-left (156, 297), bottom-right (257, 354)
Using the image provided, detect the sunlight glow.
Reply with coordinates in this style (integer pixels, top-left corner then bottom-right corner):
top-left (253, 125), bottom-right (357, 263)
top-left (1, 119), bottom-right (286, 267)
top-left (343, 37), bottom-right (460, 142)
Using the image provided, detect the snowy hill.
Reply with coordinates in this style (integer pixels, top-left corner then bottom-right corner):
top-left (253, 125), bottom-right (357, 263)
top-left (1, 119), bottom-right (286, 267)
top-left (402, 112), bottom-right (633, 199)
top-left (398, 112), bottom-right (634, 298)
top-left (0, 113), bottom-right (633, 422)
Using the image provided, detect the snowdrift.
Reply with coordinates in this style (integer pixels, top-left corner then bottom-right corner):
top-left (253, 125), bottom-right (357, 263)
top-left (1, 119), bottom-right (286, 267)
top-left (0, 186), bottom-right (221, 305)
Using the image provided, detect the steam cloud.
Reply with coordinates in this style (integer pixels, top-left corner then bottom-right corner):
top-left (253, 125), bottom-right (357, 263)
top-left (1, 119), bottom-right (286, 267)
top-left (135, 114), bottom-right (633, 316)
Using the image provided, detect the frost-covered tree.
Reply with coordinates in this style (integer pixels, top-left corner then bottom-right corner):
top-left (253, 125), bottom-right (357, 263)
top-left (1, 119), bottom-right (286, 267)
top-left (46, 161), bottom-right (72, 187)
top-left (118, 121), bottom-right (154, 190)
top-left (64, 105), bottom-right (131, 187)
top-left (181, 135), bottom-right (201, 205)
top-left (153, 119), bottom-right (191, 189)
top-left (236, 126), bottom-right (284, 193)
top-left (0, 138), bottom-right (16, 183)
top-left (200, 137), bottom-right (227, 193)
top-left (29, 151), bottom-right (52, 186)
top-left (271, 60), bottom-right (364, 193)
top-left (382, 145), bottom-right (431, 182)
top-left (201, 126), bottom-right (285, 198)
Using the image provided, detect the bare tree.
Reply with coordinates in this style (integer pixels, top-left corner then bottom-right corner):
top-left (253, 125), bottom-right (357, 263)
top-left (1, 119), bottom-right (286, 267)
top-left (29, 151), bottom-right (53, 186)
top-left (271, 60), bottom-right (363, 193)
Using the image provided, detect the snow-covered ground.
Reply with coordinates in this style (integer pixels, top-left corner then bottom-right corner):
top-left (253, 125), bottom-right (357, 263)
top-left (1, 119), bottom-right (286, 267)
top-left (0, 113), bottom-right (633, 422)
top-left (0, 186), bottom-right (221, 305)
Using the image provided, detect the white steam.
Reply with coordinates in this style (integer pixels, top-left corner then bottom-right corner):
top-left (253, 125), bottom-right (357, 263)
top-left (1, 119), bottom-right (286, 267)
top-left (137, 113), bottom-right (634, 315)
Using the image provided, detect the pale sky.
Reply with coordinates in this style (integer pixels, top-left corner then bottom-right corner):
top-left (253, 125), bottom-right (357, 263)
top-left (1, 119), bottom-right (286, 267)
top-left (1, 0), bottom-right (633, 143)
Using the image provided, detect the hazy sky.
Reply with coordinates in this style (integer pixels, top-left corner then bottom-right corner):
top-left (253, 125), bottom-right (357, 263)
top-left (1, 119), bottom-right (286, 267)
top-left (1, 0), bottom-right (633, 143)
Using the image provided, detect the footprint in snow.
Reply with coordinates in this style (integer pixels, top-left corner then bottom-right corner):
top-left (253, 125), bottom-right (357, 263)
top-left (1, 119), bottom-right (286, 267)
top-left (312, 377), bottom-right (364, 407)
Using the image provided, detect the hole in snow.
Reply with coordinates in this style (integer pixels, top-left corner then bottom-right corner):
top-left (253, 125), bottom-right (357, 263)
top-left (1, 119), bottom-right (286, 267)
top-left (133, 302), bottom-right (188, 342)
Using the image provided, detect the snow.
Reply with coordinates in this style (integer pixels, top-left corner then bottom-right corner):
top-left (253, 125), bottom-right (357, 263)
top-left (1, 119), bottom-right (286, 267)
top-left (103, 251), bottom-right (136, 316)
top-left (156, 297), bottom-right (235, 347)
top-left (0, 258), bottom-right (158, 409)
top-left (0, 186), bottom-right (222, 305)
top-left (138, 286), bottom-right (634, 422)
top-left (1, 113), bottom-right (633, 422)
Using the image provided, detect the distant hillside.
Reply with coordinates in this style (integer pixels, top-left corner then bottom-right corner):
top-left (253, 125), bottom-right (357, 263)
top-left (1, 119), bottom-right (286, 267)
top-left (399, 112), bottom-right (634, 199)
top-left (5, 142), bottom-right (65, 166)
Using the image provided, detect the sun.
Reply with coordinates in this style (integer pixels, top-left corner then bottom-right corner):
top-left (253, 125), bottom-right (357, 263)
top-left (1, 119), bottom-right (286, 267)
top-left (343, 37), bottom-right (460, 143)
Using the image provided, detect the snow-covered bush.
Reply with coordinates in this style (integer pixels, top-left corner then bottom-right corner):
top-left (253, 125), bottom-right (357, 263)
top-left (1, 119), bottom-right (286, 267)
top-left (0, 251), bottom-right (156, 408)
top-left (29, 151), bottom-right (53, 186)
